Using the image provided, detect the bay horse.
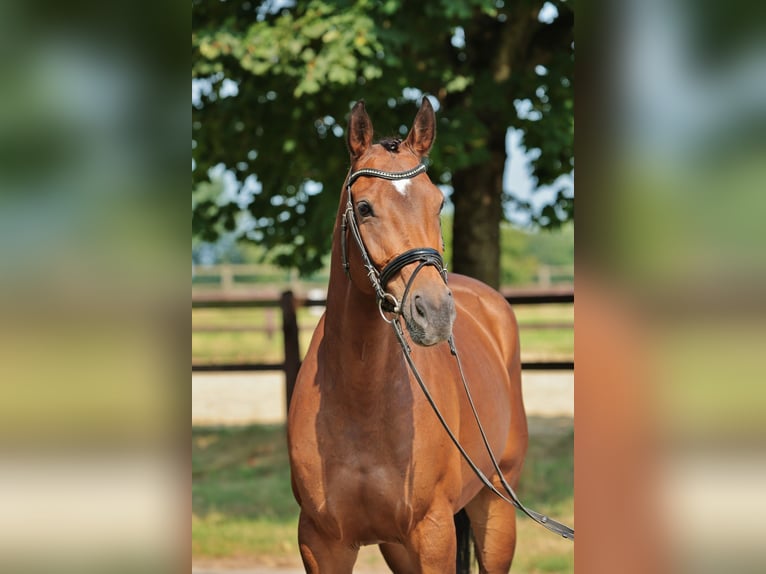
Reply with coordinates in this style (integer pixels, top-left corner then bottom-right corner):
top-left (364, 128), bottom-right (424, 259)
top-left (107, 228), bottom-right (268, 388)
top-left (288, 98), bottom-right (529, 573)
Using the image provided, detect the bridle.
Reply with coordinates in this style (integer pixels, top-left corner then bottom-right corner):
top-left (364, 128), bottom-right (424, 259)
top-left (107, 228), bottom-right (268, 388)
top-left (341, 161), bottom-right (447, 320)
top-left (340, 160), bottom-right (575, 541)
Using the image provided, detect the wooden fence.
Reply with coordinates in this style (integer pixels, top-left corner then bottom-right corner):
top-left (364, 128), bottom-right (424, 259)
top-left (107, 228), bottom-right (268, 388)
top-left (192, 263), bottom-right (574, 290)
top-left (192, 288), bottom-right (573, 407)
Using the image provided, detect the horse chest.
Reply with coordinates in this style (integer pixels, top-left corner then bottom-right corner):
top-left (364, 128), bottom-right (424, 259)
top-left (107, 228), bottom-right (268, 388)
top-left (320, 452), bottom-right (419, 543)
top-left (290, 356), bottom-right (459, 543)
top-left (298, 420), bottom-right (437, 543)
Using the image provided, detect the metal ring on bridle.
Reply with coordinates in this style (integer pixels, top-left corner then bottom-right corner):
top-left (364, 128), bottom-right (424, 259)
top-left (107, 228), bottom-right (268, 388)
top-left (377, 292), bottom-right (400, 323)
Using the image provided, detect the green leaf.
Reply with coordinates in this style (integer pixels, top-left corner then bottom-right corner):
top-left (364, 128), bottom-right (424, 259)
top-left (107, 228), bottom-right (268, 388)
top-left (444, 75), bottom-right (472, 93)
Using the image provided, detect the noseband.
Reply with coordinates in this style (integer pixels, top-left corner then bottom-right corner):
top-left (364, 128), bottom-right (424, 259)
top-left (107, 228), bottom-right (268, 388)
top-left (341, 162), bottom-right (447, 318)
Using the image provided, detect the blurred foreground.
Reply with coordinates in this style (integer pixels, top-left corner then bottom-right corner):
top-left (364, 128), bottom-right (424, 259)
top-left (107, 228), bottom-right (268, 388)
top-left (575, 1), bottom-right (766, 572)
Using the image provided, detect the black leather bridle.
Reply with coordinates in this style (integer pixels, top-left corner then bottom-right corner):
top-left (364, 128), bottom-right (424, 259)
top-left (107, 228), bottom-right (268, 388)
top-left (339, 160), bottom-right (574, 541)
top-left (341, 161), bottom-right (447, 319)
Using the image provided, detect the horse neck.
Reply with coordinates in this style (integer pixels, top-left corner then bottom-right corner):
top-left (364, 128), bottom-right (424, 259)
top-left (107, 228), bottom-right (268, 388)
top-left (322, 214), bottom-right (408, 392)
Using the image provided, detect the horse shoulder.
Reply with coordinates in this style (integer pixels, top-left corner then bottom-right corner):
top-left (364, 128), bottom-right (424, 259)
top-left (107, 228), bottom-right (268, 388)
top-left (449, 273), bottom-right (520, 364)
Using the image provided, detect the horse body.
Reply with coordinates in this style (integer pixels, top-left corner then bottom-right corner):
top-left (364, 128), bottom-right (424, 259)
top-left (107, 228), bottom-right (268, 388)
top-left (288, 99), bottom-right (528, 573)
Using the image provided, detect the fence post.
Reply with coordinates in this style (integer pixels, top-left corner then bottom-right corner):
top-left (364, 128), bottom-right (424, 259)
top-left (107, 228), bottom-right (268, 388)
top-left (538, 265), bottom-right (552, 288)
top-left (220, 264), bottom-right (234, 291)
top-left (281, 290), bottom-right (300, 412)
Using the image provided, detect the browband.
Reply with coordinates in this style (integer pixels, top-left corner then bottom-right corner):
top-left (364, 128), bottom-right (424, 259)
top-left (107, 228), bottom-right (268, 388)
top-left (347, 162), bottom-right (428, 189)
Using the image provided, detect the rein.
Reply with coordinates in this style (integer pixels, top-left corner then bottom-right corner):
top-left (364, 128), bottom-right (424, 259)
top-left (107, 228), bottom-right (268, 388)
top-left (342, 162), bottom-right (574, 541)
top-left (392, 321), bottom-right (575, 540)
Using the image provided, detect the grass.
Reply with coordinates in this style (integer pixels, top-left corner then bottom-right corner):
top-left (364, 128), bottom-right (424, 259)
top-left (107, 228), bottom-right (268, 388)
top-left (191, 422), bottom-right (573, 572)
top-left (514, 421), bottom-right (575, 574)
top-left (516, 304), bottom-right (574, 361)
top-left (192, 307), bottom-right (320, 365)
top-left (192, 425), bottom-right (300, 564)
top-left (192, 304), bottom-right (573, 365)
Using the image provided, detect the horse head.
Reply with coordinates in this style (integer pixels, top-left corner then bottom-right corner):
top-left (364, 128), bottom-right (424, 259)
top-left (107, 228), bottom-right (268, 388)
top-left (341, 98), bottom-right (456, 346)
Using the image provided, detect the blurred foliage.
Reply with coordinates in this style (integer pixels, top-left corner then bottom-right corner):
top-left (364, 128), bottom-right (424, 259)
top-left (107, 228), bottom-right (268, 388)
top-left (192, 0), bottom-right (573, 275)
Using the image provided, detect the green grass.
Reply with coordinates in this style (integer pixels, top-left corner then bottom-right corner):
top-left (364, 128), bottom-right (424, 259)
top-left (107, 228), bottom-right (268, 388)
top-left (513, 419), bottom-right (574, 574)
top-left (192, 425), bottom-right (295, 519)
top-left (191, 422), bottom-right (573, 572)
top-left (192, 425), bottom-right (300, 561)
top-left (192, 304), bottom-right (573, 365)
top-left (516, 304), bottom-right (574, 361)
top-left (192, 307), bottom-right (320, 365)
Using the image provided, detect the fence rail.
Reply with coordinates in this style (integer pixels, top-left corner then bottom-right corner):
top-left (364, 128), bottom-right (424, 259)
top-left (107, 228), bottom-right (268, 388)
top-left (192, 288), bottom-right (573, 407)
top-left (192, 263), bottom-right (574, 290)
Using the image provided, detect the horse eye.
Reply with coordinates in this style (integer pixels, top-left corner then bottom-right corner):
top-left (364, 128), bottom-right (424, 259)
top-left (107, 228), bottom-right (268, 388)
top-left (439, 200), bottom-right (445, 214)
top-left (357, 201), bottom-right (374, 218)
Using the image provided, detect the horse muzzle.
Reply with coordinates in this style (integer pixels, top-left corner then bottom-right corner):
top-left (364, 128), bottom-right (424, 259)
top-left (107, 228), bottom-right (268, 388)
top-left (403, 284), bottom-right (456, 346)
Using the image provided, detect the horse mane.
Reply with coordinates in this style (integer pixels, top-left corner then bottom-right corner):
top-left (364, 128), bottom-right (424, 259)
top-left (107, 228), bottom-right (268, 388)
top-left (377, 137), bottom-right (403, 152)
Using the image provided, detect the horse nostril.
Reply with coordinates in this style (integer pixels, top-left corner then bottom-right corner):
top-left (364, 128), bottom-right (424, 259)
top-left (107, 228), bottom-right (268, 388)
top-left (414, 295), bottom-right (427, 318)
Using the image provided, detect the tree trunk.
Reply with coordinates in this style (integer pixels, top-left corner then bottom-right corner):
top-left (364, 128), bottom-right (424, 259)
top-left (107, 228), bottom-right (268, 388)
top-left (450, 129), bottom-right (506, 289)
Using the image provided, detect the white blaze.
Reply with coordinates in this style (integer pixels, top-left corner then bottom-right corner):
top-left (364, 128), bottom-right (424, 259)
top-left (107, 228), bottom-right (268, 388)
top-left (391, 178), bottom-right (411, 195)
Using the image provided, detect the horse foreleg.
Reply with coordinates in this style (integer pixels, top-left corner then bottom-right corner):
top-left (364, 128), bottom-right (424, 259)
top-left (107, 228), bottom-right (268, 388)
top-left (379, 542), bottom-right (416, 573)
top-left (398, 502), bottom-right (457, 573)
top-left (464, 487), bottom-right (518, 574)
top-left (297, 512), bottom-right (358, 573)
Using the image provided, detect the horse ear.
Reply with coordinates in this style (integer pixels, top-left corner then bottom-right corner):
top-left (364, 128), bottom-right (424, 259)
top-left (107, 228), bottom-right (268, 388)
top-left (405, 97), bottom-right (436, 158)
top-left (347, 100), bottom-right (373, 160)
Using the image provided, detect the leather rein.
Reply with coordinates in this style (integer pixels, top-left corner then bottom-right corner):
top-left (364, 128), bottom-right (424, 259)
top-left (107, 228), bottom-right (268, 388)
top-left (342, 162), bottom-right (574, 541)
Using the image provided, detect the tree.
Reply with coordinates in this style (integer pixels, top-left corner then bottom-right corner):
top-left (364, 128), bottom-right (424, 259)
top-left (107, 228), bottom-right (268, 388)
top-left (193, 0), bottom-right (573, 288)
